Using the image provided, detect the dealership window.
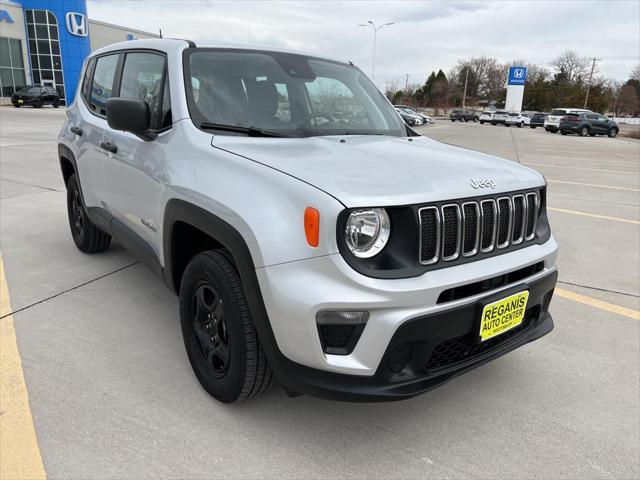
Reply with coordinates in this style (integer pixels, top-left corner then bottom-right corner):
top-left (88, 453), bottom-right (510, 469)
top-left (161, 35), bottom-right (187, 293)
top-left (25, 9), bottom-right (66, 103)
top-left (0, 37), bottom-right (27, 98)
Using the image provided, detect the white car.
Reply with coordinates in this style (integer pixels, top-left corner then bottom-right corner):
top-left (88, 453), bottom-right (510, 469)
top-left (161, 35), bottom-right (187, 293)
top-left (491, 111), bottom-right (509, 125)
top-left (544, 108), bottom-right (591, 133)
top-left (479, 111), bottom-right (494, 124)
top-left (505, 113), bottom-right (531, 128)
top-left (58, 38), bottom-right (558, 403)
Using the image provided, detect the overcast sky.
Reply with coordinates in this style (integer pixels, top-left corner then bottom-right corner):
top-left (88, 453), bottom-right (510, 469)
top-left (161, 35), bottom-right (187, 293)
top-left (86, 0), bottom-right (640, 88)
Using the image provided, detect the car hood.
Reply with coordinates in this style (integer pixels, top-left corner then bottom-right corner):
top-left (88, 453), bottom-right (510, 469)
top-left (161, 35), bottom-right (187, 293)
top-left (211, 134), bottom-right (545, 208)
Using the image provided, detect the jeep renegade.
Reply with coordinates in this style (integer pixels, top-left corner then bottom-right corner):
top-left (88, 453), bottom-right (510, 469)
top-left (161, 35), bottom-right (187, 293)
top-left (58, 39), bottom-right (558, 403)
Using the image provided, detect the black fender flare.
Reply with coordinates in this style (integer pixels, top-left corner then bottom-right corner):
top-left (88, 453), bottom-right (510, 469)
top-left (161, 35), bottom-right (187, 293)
top-left (162, 199), bottom-right (297, 385)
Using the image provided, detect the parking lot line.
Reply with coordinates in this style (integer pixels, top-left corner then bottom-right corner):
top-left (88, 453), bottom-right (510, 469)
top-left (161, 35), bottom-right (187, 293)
top-left (524, 163), bottom-right (637, 174)
top-left (546, 179), bottom-right (640, 192)
top-left (555, 288), bottom-right (640, 320)
top-left (0, 256), bottom-right (46, 480)
top-left (548, 207), bottom-right (640, 225)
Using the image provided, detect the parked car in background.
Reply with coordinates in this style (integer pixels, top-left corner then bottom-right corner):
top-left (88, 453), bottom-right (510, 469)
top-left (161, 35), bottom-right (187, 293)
top-left (505, 112), bottom-right (531, 128)
top-left (491, 111), bottom-right (508, 125)
top-left (395, 108), bottom-right (422, 126)
top-left (11, 85), bottom-right (60, 108)
top-left (544, 108), bottom-right (591, 132)
top-left (529, 112), bottom-right (547, 129)
top-left (449, 109), bottom-right (479, 122)
top-left (394, 105), bottom-right (431, 124)
top-left (559, 112), bottom-right (619, 137)
top-left (479, 111), bottom-right (494, 124)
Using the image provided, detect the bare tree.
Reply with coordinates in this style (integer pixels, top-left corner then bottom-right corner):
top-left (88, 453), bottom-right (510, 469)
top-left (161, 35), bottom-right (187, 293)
top-left (630, 63), bottom-right (640, 82)
top-left (551, 50), bottom-right (592, 83)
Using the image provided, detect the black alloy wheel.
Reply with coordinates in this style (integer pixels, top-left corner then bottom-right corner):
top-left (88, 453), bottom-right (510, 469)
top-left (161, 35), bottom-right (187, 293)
top-left (190, 283), bottom-right (230, 377)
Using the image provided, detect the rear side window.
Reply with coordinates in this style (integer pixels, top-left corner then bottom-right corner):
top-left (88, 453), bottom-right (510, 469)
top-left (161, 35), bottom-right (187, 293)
top-left (89, 54), bottom-right (119, 116)
top-left (81, 58), bottom-right (95, 102)
top-left (119, 52), bottom-right (170, 130)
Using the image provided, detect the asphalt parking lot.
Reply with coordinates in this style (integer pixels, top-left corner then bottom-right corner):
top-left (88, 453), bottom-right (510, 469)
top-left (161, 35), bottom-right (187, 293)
top-left (1, 107), bottom-right (639, 479)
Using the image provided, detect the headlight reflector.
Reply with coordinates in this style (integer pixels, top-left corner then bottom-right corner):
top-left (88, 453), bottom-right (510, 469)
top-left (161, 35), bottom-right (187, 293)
top-left (344, 208), bottom-right (390, 258)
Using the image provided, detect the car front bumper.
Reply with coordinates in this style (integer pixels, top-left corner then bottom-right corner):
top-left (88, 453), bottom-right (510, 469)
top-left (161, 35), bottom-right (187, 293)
top-left (256, 236), bottom-right (558, 400)
top-left (11, 97), bottom-right (37, 105)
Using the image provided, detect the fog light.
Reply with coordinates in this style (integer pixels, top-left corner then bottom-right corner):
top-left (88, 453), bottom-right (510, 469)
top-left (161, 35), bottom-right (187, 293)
top-left (316, 311), bottom-right (369, 355)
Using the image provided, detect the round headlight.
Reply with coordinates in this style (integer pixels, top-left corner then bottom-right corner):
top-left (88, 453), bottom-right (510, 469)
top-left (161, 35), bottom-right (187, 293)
top-left (345, 208), bottom-right (390, 258)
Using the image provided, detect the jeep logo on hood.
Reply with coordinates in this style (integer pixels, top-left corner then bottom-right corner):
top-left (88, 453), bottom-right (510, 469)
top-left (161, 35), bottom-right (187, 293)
top-left (470, 178), bottom-right (496, 189)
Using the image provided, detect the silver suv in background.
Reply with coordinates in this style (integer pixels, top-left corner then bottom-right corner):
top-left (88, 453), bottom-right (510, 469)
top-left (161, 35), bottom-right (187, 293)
top-left (58, 39), bottom-right (558, 403)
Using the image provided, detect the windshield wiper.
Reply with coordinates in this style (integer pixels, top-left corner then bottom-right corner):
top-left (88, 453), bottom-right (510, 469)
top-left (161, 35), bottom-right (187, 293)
top-left (199, 122), bottom-right (288, 138)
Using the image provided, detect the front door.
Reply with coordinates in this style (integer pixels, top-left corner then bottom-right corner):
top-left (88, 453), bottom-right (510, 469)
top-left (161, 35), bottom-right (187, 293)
top-left (100, 51), bottom-right (172, 254)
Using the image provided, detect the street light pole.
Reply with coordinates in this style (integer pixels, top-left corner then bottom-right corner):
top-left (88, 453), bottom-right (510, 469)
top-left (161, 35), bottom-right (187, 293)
top-left (462, 66), bottom-right (469, 108)
top-left (359, 20), bottom-right (394, 82)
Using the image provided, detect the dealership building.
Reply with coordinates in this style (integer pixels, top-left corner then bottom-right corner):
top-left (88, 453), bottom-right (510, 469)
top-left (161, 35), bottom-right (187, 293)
top-left (0, 0), bottom-right (159, 104)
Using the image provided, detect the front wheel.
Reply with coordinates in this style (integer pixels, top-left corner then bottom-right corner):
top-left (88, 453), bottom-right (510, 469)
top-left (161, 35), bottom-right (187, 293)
top-left (608, 128), bottom-right (618, 138)
top-left (66, 174), bottom-right (111, 253)
top-left (179, 251), bottom-right (273, 403)
top-left (473, 117), bottom-right (478, 122)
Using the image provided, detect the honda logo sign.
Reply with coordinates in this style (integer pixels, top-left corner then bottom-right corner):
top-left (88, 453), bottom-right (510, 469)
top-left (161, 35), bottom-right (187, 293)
top-left (65, 12), bottom-right (88, 37)
top-left (507, 66), bottom-right (527, 86)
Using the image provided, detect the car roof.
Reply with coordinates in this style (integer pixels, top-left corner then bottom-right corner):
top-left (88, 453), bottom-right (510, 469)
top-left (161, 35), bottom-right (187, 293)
top-left (90, 38), bottom-right (351, 66)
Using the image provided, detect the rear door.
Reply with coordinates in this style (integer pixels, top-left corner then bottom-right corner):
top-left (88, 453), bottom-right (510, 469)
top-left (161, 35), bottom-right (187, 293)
top-left (585, 113), bottom-right (603, 133)
top-left (100, 50), bottom-right (172, 252)
top-left (67, 54), bottom-right (119, 209)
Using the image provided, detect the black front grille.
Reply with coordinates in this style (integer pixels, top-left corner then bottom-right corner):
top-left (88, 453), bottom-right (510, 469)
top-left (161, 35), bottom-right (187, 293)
top-left (426, 306), bottom-right (540, 371)
top-left (419, 190), bottom-right (540, 268)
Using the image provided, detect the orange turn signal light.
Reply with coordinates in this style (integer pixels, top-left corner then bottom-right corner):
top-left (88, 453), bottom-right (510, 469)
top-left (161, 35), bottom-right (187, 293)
top-left (304, 207), bottom-right (320, 247)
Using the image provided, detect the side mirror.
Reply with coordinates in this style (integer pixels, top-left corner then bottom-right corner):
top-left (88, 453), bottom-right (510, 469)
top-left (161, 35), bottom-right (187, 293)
top-left (106, 98), bottom-right (156, 141)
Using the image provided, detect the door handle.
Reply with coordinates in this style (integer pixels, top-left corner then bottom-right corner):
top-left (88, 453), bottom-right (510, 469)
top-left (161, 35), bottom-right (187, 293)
top-left (100, 141), bottom-right (118, 154)
top-left (70, 126), bottom-right (83, 136)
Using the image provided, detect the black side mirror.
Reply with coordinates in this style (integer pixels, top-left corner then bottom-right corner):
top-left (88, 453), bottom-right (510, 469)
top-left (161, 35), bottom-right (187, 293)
top-left (106, 98), bottom-right (156, 141)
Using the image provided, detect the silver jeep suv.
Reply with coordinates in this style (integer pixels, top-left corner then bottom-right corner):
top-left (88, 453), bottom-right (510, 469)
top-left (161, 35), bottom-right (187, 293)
top-left (58, 39), bottom-right (558, 403)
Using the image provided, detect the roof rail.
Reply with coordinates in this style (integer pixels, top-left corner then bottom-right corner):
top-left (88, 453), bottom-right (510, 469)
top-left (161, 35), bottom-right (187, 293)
top-left (167, 38), bottom-right (196, 47)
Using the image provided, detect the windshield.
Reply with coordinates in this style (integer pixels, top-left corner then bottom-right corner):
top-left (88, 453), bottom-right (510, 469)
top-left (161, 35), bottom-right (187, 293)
top-left (550, 109), bottom-right (567, 116)
top-left (16, 87), bottom-right (40, 94)
top-left (184, 49), bottom-right (405, 137)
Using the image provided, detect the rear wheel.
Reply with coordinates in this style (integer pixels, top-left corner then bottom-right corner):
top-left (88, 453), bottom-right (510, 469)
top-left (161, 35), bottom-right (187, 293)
top-left (579, 126), bottom-right (589, 137)
top-left (561, 131), bottom-right (568, 135)
top-left (480, 121), bottom-right (484, 125)
top-left (53, 100), bottom-right (60, 108)
top-left (608, 128), bottom-right (618, 138)
top-left (473, 117), bottom-right (478, 122)
top-left (518, 122), bottom-right (523, 128)
top-left (66, 174), bottom-right (111, 253)
top-left (179, 251), bottom-right (273, 403)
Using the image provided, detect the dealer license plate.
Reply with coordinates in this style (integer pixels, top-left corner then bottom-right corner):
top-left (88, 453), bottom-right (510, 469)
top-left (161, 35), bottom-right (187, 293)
top-left (479, 291), bottom-right (529, 342)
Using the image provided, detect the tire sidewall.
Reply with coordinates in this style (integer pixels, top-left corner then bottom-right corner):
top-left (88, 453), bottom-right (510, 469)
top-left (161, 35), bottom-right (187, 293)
top-left (179, 253), bottom-right (249, 403)
top-left (66, 175), bottom-right (86, 247)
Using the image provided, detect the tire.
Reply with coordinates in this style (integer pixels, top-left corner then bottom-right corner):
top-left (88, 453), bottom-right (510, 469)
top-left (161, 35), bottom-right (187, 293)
top-left (473, 117), bottom-right (478, 122)
top-left (13, 104), bottom-right (19, 108)
top-left (491, 122), bottom-right (496, 126)
top-left (66, 174), bottom-right (111, 253)
top-left (34, 99), bottom-right (43, 108)
top-left (505, 123), bottom-right (510, 127)
top-left (530, 126), bottom-right (536, 129)
top-left (608, 128), bottom-right (618, 138)
top-left (480, 121), bottom-right (484, 125)
top-left (450, 118), bottom-right (455, 122)
top-left (579, 126), bottom-right (589, 137)
top-left (589, 132), bottom-right (596, 137)
top-left (53, 101), bottom-right (59, 108)
top-left (518, 122), bottom-right (523, 128)
top-left (561, 131), bottom-right (568, 135)
top-left (179, 250), bottom-right (273, 403)
top-left (463, 118), bottom-right (468, 122)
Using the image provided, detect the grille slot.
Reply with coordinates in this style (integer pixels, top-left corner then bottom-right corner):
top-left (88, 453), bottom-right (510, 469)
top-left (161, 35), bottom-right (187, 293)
top-left (525, 192), bottom-right (538, 240)
top-left (511, 194), bottom-right (525, 244)
top-left (418, 191), bottom-right (539, 266)
top-left (418, 207), bottom-right (440, 264)
top-left (462, 202), bottom-right (480, 256)
top-left (496, 197), bottom-right (512, 248)
top-left (441, 205), bottom-right (461, 261)
top-left (480, 200), bottom-right (497, 252)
